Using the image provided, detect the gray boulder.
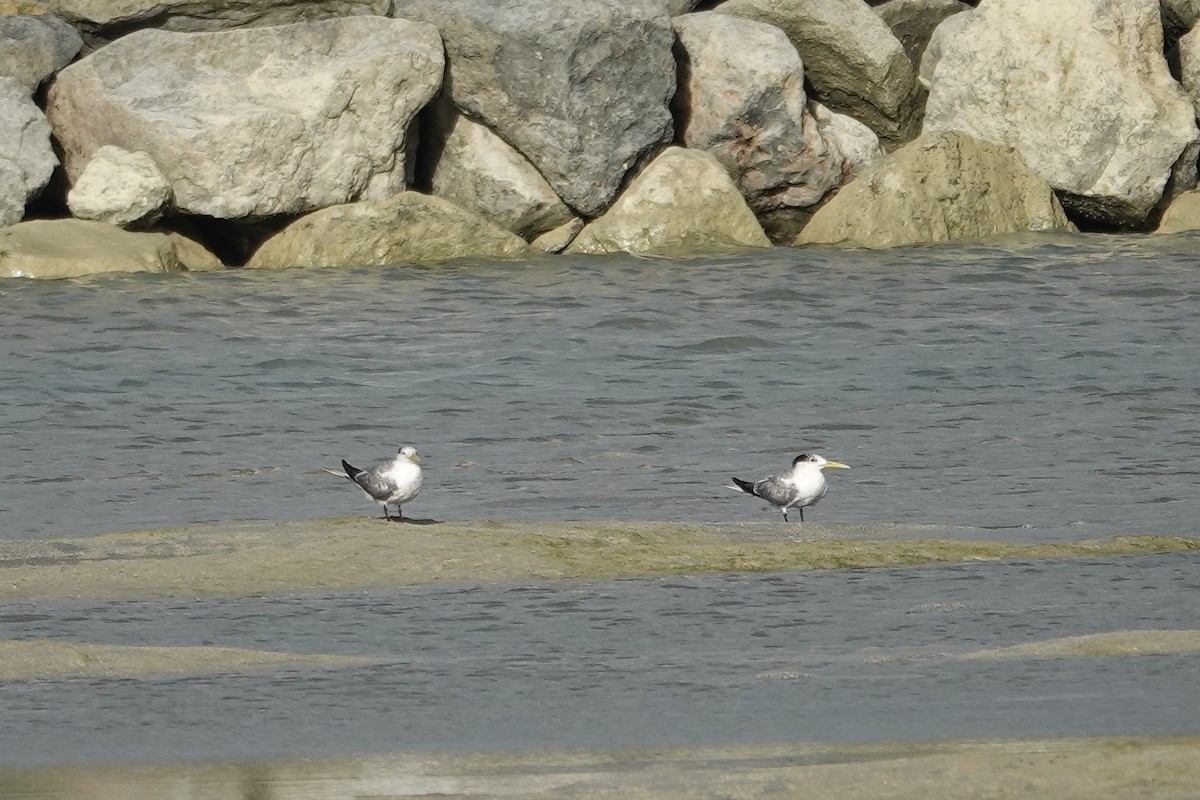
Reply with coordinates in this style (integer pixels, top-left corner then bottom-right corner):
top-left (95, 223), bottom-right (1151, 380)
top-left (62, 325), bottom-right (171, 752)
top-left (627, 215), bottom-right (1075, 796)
top-left (245, 192), bottom-right (533, 270)
top-left (673, 12), bottom-right (857, 214)
top-left (922, 0), bottom-right (1200, 228)
top-left (46, 17), bottom-right (442, 219)
top-left (795, 130), bottom-right (1075, 248)
top-left (67, 145), bottom-right (171, 228)
top-left (393, 0), bottom-right (675, 216)
top-left (0, 14), bottom-right (82, 90)
top-left (423, 97), bottom-right (574, 240)
top-left (714, 0), bottom-right (921, 148)
top-left (0, 76), bottom-right (57, 229)
top-left (0, 219), bottom-right (183, 279)
top-left (873, 0), bottom-right (969, 67)
top-left (36, 0), bottom-right (388, 47)
top-left (1163, 0), bottom-right (1200, 37)
top-left (566, 147), bottom-right (770, 256)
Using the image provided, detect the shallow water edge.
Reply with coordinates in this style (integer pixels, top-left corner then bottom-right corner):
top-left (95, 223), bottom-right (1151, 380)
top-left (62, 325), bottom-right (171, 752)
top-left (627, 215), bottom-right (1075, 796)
top-left (1, 517), bottom-right (1196, 601)
top-left (4, 735), bottom-right (1200, 800)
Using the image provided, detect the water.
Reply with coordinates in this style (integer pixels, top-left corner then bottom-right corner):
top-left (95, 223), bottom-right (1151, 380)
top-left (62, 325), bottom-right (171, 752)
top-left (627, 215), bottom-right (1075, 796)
top-left (3, 232), bottom-right (1200, 770)
top-left (3, 232), bottom-right (1200, 539)
top-left (2, 554), bottom-right (1198, 767)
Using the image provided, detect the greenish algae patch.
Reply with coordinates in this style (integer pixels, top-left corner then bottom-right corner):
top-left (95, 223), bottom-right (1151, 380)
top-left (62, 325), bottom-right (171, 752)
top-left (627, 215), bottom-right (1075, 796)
top-left (0, 639), bottom-right (379, 682)
top-left (0, 518), bottom-right (1196, 601)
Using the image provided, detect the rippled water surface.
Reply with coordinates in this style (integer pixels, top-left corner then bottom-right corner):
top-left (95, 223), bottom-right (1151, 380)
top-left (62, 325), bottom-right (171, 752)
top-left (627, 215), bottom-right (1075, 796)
top-left (3, 233), bottom-right (1200, 771)
top-left (4, 232), bottom-right (1200, 539)
top-left (2, 553), bottom-right (1199, 767)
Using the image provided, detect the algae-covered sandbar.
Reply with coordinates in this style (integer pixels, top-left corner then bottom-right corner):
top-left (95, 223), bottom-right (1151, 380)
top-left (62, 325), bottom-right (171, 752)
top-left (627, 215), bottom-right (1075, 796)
top-left (1, 517), bottom-right (1195, 601)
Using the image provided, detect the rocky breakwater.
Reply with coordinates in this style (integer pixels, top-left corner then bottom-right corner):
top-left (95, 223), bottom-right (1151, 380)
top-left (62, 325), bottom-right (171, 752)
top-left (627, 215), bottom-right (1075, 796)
top-left (5, 0), bottom-right (1200, 278)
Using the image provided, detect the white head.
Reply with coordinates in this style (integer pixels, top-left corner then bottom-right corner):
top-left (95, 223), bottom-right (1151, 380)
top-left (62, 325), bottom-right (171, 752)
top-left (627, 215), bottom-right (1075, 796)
top-left (397, 445), bottom-right (421, 463)
top-left (791, 453), bottom-right (850, 470)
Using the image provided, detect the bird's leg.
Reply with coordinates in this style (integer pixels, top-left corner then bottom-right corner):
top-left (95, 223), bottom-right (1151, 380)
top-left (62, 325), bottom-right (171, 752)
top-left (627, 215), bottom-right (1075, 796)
top-left (382, 505), bottom-right (391, 521)
top-left (782, 508), bottom-right (789, 522)
top-left (397, 506), bottom-right (404, 521)
top-left (799, 508), bottom-right (805, 523)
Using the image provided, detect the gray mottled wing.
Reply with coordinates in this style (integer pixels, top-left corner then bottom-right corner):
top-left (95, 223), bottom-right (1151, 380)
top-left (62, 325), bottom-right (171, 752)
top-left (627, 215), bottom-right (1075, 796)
top-left (753, 475), bottom-right (799, 508)
top-left (353, 466), bottom-right (397, 501)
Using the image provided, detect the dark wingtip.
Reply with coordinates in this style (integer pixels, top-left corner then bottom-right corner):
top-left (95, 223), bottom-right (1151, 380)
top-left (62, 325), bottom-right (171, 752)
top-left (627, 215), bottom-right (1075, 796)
top-left (731, 477), bottom-right (756, 495)
top-left (342, 459), bottom-right (360, 478)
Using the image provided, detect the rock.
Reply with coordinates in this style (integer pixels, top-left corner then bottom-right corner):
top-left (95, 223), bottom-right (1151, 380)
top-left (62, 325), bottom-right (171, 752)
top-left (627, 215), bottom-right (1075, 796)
top-left (673, 12), bottom-right (850, 214)
top-left (565, 147), bottom-right (771, 256)
top-left (917, 8), bottom-right (970, 90)
top-left (35, 0), bottom-right (388, 47)
top-left (873, 0), bottom-right (969, 67)
top-left (0, 13), bottom-right (82, 90)
top-left (713, 0), bottom-right (921, 149)
top-left (1162, 0), bottom-right (1200, 39)
top-left (422, 97), bottom-right (574, 240)
top-left (0, 218), bottom-right (183, 278)
top-left (393, 0), bottom-right (675, 216)
top-left (163, 230), bottom-right (223, 271)
top-left (531, 217), bottom-right (584, 254)
top-left (0, 76), bottom-right (56, 229)
top-left (1154, 189), bottom-right (1200, 234)
top-left (66, 145), bottom-right (170, 228)
top-left (46, 17), bottom-right (442, 219)
top-left (794, 130), bottom-right (1075, 248)
top-left (810, 102), bottom-right (883, 177)
top-left (922, 0), bottom-right (1200, 228)
top-left (245, 192), bottom-right (533, 270)
top-left (1179, 25), bottom-right (1200, 118)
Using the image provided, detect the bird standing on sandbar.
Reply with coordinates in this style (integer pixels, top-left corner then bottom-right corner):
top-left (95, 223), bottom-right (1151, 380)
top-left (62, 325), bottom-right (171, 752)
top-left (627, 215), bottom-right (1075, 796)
top-left (727, 453), bottom-right (850, 522)
top-left (325, 445), bottom-right (423, 521)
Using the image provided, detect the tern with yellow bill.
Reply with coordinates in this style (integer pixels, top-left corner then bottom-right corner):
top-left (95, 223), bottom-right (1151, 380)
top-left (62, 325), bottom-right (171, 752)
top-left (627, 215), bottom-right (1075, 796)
top-left (727, 453), bottom-right (850, 522)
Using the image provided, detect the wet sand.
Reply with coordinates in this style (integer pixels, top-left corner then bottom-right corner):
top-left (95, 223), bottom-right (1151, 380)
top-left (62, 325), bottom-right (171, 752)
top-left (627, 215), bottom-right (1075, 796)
top-left (3, 735), bottom-right (1200, 799)
top-left (4, 518), bottom-right (1199, 796)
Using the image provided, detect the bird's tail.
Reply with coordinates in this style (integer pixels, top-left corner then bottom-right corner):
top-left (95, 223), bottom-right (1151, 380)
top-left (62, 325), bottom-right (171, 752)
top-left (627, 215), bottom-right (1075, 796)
top-left (726, 477), bottom-right (758, 496)
top-left (324, 461), bottom-right (362, 481)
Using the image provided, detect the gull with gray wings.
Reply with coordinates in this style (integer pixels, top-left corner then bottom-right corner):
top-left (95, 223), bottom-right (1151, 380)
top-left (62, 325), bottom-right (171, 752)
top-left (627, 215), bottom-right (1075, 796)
top-left (325, 445), bottom-right (423, 521)
top-left (727, 453), bottom-right (850, 522)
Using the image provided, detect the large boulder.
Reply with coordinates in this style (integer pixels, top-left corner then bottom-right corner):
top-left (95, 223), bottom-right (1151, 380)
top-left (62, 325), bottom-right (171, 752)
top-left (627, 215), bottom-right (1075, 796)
top-left (0, 76), bottom-right (57, 229)
top-left (0, 218), bottom-right (183, 278)
top-left (0, 14), bottom-right (82, 90)
top-left (794, 130), bottom-right (1075, 248)
top-left (46, 17), bottom-right (443, 219)
top-left (393, 0), bottom-right (675, 216)
top-left (566, 147), bottom-right (771, 256)
top-left (35, 0), bottom-right (388, 47)
top-left (713, 0), bottom-right (921, 149)
top-left (67, 145), bottom-right (171, 227)
top-left (422, 97), bottom-right (575, 240)
top-left (673, 12), bottom-right (873, 215)
top-left (245, 192), bottom-right (533, 269)
top-left (922, 0), bottom-right (1200, 228)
